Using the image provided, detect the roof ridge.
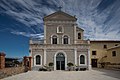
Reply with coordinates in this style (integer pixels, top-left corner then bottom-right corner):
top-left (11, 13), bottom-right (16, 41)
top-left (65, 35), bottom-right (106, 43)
top-left (43, 10), bottom-right (77, 21)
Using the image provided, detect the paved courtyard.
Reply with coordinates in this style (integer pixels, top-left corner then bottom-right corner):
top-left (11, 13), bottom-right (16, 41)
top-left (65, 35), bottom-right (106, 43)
top-left (2, 69), bottom-right (120, 80)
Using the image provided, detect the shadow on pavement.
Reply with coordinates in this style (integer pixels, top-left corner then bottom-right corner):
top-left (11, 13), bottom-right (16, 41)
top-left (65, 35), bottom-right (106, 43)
top-left (93, 68), bottom-right (120, 79)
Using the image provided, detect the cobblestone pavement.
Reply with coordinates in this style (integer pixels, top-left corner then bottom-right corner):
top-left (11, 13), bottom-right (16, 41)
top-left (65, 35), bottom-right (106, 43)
top-left (2, 69), bottom-right (120, 80)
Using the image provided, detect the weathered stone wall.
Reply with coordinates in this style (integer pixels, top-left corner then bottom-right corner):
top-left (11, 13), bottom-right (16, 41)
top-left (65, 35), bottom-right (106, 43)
top-left (0, 67), bottom-right (25, 79)
top-left (76, 27), bottom-right (84, 40)
top-left (105, 47), bottom-right (120, 64)
top-left (77, 50), bottom-right (88, 66)
top-left (90, 41), bottom-right (120, 68)
top-left (32, 49), bottom-right (44, 66)
top-left (46, 23), bottom-right (74, 44)
top-left (105, 64), bottom-right (120, 69)
top-left (46, 49), bottom-right (75, 65)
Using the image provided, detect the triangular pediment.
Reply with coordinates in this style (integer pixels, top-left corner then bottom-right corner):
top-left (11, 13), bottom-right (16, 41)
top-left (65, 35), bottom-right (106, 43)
top-left (44, 11), bottom-right (77, 21)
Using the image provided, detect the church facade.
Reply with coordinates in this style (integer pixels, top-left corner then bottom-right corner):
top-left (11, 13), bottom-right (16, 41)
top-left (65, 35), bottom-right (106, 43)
top-left (29, 10), bottom-right (91, 70)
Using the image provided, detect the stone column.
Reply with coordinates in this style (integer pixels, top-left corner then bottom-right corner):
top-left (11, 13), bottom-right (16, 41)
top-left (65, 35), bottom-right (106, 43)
top-left (29, 48), bottom-right (33, 67)
top-left (74, 48), bottom-right (77, 66)
top-left (88, 40), bottom-right (91, 70)
top-left (24, 56), bottom-right (32, 71)
top-left (23, 56), bottom-right (27, 67)
top-left (24, 56), bottom-right (28, 72)
top-left (29, 57), bottom-right (32, 70)
top-left (54, 56), bottom-right (56, 70)
top-left (44, 49), bottom-right (46, 65)
top-left (0, 52), bottom-right (6, 69)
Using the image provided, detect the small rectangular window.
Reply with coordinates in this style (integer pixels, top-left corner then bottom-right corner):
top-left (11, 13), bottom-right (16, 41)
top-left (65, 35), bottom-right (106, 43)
top-left (104, 45), bottom-right (107, 49)
top-left (115, 44), bottom-right (118, 46)
top-left (78, 33), bottom-right (81, 39)
top-left (92, 51), bottom-right (96, 55)
top-left (112, 51), bottom-right (116, 57)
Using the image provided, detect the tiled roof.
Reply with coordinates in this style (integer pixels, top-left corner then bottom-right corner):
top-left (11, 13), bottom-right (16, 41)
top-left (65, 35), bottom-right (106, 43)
top-left (90, 40), bottom-right (120, 43)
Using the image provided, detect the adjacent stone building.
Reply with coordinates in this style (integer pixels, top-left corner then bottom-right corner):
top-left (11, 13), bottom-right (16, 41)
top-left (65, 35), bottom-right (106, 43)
top-left (29, 10), bottom-right (91, 70)
top-left (90, 40), bottom-right (120, 68)
top-left (106, 45), bottom-right (120, 64)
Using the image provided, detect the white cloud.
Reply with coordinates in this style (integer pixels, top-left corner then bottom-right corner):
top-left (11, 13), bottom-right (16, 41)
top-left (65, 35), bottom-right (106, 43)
top-left (11, 31), bottom-right (44, 39)
top-left (0, 0), bottom-right (120, 40)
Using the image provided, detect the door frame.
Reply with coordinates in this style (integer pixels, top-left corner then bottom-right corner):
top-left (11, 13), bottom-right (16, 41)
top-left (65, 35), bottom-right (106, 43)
top-left (34, 54), bottom-right (42, 66)
top-left (54, 51), bottom-right (67, 70)
top-left (56, 60), bottom-right (65, 70)
top-left (91, 59), bottom-right (98, 68)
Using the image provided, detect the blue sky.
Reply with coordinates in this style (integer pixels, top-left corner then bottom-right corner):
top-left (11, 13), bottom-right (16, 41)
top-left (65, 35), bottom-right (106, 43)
top-left (0, 0), bottom-right (120, 58)
top-left (0, 31), bottom-right (29, 57)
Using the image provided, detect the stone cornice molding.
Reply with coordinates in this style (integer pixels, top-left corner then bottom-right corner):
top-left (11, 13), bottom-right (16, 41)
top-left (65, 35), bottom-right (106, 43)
top-left (44, 20), bottom-right (76, 24)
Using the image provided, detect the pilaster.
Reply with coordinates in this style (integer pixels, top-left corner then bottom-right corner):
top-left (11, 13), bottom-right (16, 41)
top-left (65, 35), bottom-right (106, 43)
top-left (44, 49), bottom-right (46, 65)
top-left (74, 24), bottom-right (77, 44)
top-left (74, 48), bottom-right (77, 66)
top-left (87, 40), bottom-right (91, 70)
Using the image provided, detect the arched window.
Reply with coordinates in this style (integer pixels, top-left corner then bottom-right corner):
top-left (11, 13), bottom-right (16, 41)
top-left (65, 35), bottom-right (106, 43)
top-left (80, 55), bottom-right (85, 64)
top-left (63, 35), bottom-right (69, 44)
top-left (36, 55), bottom-right (41, 65)
top-left (56, 53), bottom-right (65, 61)
top-left (78, 33), bottom-right (81, 39)
top-left (52, 35), bottom-right (57, 44)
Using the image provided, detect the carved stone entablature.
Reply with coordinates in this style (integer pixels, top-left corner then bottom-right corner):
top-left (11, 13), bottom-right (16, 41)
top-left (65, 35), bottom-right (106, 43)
top-left (30, 44), bottom-right (89, 50)
top-left (45, 20), bottom-right (76, 24)
top-left (77, 49), bottom-right (88, 52)
top-left (32, 49), bottom-right (43, 52)
top-left (46, 49), bottom-right (74, 52)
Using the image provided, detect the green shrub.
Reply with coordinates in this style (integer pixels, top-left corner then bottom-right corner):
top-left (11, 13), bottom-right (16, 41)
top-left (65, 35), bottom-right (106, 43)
top-left (67, 62), bottom-right (73, 67)
top-left (48, 62), bottom-right (54, 67)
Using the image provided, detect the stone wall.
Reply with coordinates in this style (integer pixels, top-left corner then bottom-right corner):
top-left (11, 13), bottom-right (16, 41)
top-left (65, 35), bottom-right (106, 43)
top-left (90, 41), bottom-right (120, 67)
top-left (45, 23), bottom-right (74, 44)
top-left (0, 67), bottom-right (25, 79)
top-left (0, 52), bottom-right (6, 69)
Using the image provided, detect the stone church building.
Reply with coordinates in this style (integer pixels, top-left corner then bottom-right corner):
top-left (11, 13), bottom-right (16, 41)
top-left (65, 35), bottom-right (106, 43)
top-left (29, 10), bottom-right (91, 70)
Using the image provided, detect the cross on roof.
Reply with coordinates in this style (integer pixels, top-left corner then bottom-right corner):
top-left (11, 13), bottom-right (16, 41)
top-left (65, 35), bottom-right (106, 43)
top-left (58, 6), bottom-right (62, 11)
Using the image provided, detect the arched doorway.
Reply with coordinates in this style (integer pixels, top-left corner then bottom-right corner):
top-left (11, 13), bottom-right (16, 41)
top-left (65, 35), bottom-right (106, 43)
top-left (56, 53), bottom-right (65, 70)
